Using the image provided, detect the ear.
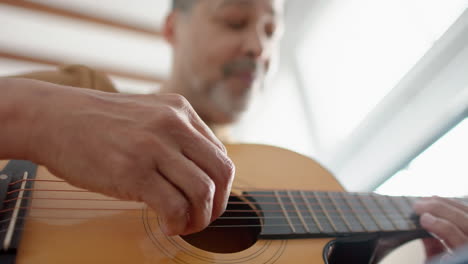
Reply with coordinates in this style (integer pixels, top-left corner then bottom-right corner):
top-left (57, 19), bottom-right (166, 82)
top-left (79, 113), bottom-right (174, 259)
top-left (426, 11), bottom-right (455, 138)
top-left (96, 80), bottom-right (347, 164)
top-left (162, 12), bottom-right (177, 45)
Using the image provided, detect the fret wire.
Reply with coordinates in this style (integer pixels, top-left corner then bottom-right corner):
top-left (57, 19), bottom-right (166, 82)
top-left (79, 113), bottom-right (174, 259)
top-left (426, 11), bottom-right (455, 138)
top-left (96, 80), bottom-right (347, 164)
top-left (315, 192), bottom-right (349, 233)
top-left (373, 195), bottom-right (411, 231)
top-left (290, 191), bottom-right (320, 233)
top-left (404, 196), bottom-right (418, 206)
top-left (394, 196), bottom-right (415, 214)
top-left (300, 191), bottom-right (324, 233)
top-left (314, 192), bottom-right (338, 232)
top-left (342, 193), bottom-right (364, 229)
top-left (280, 191), bottom-right (307, 234)
top-left (370, 194), bottom-right (400, 230)
top-left (306, 192), bottom-right (336, 233)
top-left (288, 191), bottom-right (309, 233)
top-left (357, 194), bottom-right (395, 231)
top-left (344, 193), bottom-right (379, 232)
top-left (327, 192), bottom-right (353, 232)
top-left (389, 196), bottom-right (416, 229)
top-left (373, 195), bottom-right (398, 229)
top-left (274, 191), bottom-right (296, 233)
top-left (357, 194), bottom-right (383, 230)
top-left (333, 192), bottom-right (366, 232)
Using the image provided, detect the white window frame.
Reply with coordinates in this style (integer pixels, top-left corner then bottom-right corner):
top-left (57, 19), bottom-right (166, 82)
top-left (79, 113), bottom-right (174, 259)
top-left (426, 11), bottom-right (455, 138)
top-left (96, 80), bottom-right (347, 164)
top-left (315, 10), bottom-right (468, 191)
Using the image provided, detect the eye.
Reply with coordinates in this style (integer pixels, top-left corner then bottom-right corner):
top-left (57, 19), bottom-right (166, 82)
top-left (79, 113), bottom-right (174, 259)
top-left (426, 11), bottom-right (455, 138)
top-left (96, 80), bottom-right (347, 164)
top-left (226, 19), bottom-right (247, 30)
top-left (265, 23), bottom-right (276, 38)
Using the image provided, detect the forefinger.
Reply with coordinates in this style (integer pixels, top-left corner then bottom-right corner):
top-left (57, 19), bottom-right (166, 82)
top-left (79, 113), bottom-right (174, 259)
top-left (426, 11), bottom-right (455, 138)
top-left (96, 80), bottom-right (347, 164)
top-left (414, 199), bottom-right (468, 235)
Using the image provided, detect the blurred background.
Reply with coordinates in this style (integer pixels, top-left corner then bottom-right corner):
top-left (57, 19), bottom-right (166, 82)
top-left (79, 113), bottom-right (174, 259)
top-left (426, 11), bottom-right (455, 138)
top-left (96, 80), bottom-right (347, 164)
top-left (0, 0), bottom-right (466, 196)
top-left (1, 1), bottom-right (467, 262)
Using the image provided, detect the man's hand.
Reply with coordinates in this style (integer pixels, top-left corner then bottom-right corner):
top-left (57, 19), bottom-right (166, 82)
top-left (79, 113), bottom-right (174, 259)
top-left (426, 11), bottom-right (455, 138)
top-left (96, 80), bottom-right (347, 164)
top-left (413, 196), bottom-right (468, 259)
top-left (2, 78), bottom-right (235, 236)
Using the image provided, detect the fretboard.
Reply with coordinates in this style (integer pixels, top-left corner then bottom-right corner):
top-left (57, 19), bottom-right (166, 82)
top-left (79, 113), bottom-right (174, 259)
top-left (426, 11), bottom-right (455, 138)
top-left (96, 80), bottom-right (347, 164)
top-left (245, 190), bottom-right (467, 239)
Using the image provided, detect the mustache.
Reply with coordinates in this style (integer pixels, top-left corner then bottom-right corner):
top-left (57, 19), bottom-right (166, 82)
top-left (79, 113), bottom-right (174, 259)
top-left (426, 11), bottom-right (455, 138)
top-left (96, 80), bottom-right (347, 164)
top-left (222, 58), bottom-right (258, 77)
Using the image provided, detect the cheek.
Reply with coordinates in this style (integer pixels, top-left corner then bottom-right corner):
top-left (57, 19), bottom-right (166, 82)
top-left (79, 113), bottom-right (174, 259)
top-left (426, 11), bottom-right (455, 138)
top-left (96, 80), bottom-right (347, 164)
top-left (193, 32), bottom-right (241, 69)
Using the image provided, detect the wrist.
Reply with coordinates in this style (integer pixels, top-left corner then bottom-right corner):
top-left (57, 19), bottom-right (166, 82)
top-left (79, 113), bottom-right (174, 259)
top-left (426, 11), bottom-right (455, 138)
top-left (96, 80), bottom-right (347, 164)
top-left (1, 79), bottom-right (27, 159)
top-left (0, 78), bottom-right (72, 164)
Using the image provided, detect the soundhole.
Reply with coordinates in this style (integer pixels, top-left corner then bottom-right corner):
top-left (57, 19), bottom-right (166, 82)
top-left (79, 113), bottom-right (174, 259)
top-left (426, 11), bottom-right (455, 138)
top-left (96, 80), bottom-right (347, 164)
top-left (181, 194), bottom-right (261, 253)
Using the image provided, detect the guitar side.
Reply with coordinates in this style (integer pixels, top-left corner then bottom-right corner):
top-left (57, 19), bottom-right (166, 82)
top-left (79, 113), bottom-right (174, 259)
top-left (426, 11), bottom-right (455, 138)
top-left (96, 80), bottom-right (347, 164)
top-left (1, 144), bottom-right (379, 263)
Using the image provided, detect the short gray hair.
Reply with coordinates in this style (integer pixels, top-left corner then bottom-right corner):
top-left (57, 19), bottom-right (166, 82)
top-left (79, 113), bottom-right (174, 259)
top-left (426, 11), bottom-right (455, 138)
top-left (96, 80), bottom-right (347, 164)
top-left (172, 0), bottom-right (196, 11)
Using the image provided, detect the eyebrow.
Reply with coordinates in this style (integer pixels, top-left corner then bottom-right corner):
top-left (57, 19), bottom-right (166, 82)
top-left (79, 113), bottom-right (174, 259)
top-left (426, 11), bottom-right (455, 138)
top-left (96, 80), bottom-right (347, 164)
top-left (215, 0), bottom-right (275, 15)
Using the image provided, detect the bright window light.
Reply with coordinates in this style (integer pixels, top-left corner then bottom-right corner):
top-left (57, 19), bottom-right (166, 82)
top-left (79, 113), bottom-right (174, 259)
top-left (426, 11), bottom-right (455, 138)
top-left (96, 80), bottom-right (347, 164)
top-left (297, 0), bottom-right (467, 153)
top-left (375, 118), bottom-right (468, 197)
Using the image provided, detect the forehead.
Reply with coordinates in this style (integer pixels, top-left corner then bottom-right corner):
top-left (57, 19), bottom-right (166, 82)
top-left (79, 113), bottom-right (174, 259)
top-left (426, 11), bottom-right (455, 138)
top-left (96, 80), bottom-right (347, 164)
top-left (204, 0), bottom-right (284, 16)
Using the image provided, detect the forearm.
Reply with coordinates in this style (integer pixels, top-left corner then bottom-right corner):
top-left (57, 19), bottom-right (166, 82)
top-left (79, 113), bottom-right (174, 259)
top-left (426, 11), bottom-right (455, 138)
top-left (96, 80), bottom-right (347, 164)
top-left (1, 77), bottom-right (235, 236)
top-left (0, 78), bottom-right (66, 162)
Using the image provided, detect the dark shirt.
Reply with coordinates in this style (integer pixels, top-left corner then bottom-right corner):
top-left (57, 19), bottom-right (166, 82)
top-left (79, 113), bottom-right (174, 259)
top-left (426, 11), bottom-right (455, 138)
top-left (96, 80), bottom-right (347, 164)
top-left (428, 245), bottom-right (468, 264)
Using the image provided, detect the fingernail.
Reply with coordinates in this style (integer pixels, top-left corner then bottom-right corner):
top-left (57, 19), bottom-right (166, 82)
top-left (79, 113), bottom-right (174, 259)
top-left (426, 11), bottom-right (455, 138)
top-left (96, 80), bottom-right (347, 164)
top-left (160, 221), bottom-right (173, 236)
top-left (160, 217), bottom-right (179, 236)
top-left (181, 212), bottom-right (191, 234)
top-left (421, 213), bottom-right (437, 227)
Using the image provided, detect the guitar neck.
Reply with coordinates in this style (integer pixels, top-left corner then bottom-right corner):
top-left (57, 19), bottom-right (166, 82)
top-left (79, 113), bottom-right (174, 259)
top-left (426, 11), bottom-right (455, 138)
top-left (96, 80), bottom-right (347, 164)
top-left (243, 190), bottom-right (467, 239)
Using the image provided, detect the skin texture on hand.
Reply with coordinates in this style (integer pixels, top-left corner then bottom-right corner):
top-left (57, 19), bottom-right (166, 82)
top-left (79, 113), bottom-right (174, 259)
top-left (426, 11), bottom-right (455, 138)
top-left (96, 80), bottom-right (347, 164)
top-left (413, 196), bottom-right (468, 259)
top-left (1, 78), bottom-right (235, 236)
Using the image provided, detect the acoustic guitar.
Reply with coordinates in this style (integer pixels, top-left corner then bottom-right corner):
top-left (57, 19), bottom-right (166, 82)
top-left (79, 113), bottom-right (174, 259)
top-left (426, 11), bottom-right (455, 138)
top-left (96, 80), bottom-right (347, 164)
top-left (0, 144), bottom-right (464, 263)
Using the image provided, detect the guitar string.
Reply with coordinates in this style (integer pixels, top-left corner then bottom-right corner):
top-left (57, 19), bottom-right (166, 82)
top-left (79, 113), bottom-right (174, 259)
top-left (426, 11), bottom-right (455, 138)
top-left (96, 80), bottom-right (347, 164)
top-left (0, 186), bottom-right (423, 235)
top-left (0, 186), bottom-right (424, 218)
top-left (0, 173), bottom-right (451, 240)
top-left (0, 194), bottom-right (419, 209)
top-left (0, 197), bottom-right (419, 216)
top-left (9, 181), bottom-right (464, 207)
top-left (0, 205), bottom-right (420, 217)
top-left (0, 189), bottom-right (421, 225)
top-left (0, 208), bottom-right (415, 224)
top-left (0, 216), bottom-right (425, 236)
top-left (8, 179), bottom-right (326, 191)
top-left (6, 180), bottom-right (465, 206)
top-left (5, 186), bottom-right (419, 197)
top-left (0, 181), bottom-right (442, 233)
top-left (5, 179), bottom-right (435, 198)
top-left (4, 186), bottom-right (429, 203)
top-left (8, 179), bottom-right (66, 185)
top-left (0, 205), bottom-right (420, 233)
top-left (8, 180), bottom-right (467, 199)
top-left (0, 213), bottom-right (420, 224)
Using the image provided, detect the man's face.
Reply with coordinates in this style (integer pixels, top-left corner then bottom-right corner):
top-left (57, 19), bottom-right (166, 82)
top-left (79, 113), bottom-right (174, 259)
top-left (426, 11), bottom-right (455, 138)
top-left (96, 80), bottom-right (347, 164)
top-left (170, 0), bottom-right (284, 124)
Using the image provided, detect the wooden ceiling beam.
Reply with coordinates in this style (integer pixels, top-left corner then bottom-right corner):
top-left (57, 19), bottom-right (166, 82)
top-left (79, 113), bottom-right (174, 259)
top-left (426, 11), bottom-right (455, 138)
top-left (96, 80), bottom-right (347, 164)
top-left (0, 50), bottom-right (164, 84)
top-left (0, 0), bottom-right (162, 38)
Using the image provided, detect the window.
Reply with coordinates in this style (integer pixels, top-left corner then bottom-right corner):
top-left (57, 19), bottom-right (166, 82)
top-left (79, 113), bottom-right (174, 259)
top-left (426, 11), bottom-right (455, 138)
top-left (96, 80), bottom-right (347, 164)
top-left (376, 118), bottom-right (468, 197)
top-left (297, 0), bottom-right (467, 154)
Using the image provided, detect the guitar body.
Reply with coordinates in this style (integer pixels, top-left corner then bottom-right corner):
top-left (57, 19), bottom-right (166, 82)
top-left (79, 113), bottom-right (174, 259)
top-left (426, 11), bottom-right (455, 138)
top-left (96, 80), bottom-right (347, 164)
top-left (0, 144), bottom-right (411, 263)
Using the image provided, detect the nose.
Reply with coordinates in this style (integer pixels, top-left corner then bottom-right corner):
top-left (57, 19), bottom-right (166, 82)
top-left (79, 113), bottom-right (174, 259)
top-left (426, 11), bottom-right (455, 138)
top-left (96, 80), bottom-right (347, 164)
top-left (242, 27), bottom-right (266, 59)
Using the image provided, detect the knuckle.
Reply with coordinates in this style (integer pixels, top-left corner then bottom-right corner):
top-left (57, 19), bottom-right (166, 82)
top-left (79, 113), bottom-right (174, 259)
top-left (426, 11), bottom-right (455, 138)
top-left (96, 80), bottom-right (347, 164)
top-left (437, 219), bottom-right (458, 235)
top-left (110, 169), bottom-right (140, 200)
top-left (157, 107), bottom-right (181, 126)
top-left (432, 196), bottom-right (447, 205)
top-left (165, 198), bottom-right (189, 219)
top-left (110, 154), bottom-right (136, 177)
top-left (163, 93), bottom-right (190, 108)
top-left (216, 154), bottom-right (235, 185)
top-left (194, 178), bottom-right (215, 205)
top-left (224, 158), bottom-right (236, 180)
top-left (221, 163), bottom-right (235, 188)
top-left (426, 200), bottom-right (444, 213)
top-left (133, 133), bottom-right (156, 152)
